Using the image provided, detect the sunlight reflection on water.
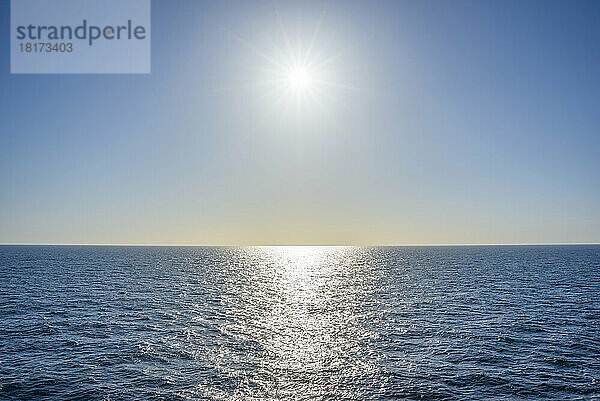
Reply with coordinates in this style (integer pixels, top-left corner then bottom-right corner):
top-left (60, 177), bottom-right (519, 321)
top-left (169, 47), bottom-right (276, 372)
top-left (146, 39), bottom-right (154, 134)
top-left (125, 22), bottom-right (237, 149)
top-left (209, 246), bottom-right (382, 399)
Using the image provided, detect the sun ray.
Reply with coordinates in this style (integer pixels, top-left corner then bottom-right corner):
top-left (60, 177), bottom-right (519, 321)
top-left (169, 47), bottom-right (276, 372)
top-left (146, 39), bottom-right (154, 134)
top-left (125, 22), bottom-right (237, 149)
top-left (305, 87), bottom-right (343, 132)
top-left (310, 78), bottom-right (360, 92)
top-left (209, 74), bottom-right (291, 95)
top-left (217, 25), bottom-right (288, 72)
top-left (306, 35), bottom-right (367, 72)
top-left (274, 4), bottom-right (298, 67)
top-left (303, 1), bottom-right (327, 67)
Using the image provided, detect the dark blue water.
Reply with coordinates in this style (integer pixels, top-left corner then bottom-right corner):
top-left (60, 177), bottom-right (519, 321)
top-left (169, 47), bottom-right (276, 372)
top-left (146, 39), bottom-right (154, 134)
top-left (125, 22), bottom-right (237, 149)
top-left (1, 245), bottom-right (599, 400)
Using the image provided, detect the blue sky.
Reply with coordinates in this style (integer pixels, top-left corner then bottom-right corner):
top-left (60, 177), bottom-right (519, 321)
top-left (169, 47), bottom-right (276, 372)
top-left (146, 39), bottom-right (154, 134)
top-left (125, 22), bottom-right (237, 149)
top-left (1, 0), bottom-right (599, 244)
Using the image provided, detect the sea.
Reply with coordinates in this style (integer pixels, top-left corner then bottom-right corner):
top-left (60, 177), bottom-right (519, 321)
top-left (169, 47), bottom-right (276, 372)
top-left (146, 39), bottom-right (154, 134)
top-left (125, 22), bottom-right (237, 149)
top-left (0, 245), bottom-right (599, 400)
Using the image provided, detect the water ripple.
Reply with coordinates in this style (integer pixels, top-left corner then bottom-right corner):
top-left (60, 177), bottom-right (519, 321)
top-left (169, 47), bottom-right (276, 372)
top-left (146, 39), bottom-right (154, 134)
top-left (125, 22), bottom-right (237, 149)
top-left (1, 245), bottom-right (599, 400)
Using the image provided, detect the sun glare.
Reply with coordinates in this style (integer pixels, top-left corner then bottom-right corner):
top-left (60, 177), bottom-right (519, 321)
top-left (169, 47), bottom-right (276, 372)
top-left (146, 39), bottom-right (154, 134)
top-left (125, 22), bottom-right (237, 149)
top-left (287, 67), bottom-right (312, 92)
top-left (222, 3), bottom-right (358, 119)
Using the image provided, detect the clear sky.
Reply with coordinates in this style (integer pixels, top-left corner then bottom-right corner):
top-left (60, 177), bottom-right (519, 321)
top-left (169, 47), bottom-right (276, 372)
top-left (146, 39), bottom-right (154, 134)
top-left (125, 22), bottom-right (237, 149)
top-left (1, 0), bottom-right (599, 245)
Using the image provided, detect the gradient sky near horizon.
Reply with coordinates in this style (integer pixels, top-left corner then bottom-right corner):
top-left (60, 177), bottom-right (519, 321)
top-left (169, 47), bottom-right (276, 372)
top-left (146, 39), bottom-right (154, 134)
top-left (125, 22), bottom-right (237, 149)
top-left (1, 0), bottom-right (599, 245)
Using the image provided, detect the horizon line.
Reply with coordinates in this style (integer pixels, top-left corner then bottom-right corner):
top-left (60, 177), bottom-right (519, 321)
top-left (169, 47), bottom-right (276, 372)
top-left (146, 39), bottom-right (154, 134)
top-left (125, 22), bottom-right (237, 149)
top-left (1, 242), bottom-right (599, 247)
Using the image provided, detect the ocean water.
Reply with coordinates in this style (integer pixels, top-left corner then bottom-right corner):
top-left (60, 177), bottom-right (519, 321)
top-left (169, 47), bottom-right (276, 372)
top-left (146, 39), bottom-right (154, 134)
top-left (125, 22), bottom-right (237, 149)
top-left (0, 245), bottom-right (599, 400)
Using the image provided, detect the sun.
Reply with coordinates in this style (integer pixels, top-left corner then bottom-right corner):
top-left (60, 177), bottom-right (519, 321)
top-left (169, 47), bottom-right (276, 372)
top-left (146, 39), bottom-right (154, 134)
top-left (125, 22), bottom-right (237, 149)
top-left (221, 2), bottom-right (358, 118)
top-left (287, 67), bottom-right (312, 92)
